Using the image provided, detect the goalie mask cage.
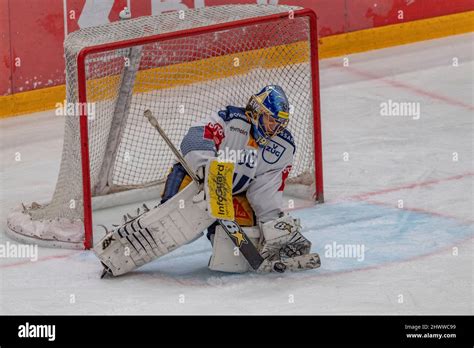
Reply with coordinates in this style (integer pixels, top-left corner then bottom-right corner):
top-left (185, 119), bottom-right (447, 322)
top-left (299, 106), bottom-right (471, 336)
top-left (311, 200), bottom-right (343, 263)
top-left (6, 5), bottom-right (323, 250)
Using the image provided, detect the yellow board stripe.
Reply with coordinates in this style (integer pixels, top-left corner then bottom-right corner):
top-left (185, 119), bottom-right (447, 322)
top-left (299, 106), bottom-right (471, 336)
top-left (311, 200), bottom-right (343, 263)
top-left (132, 41), bottom-right (309, 94)
top-left (1, 11), bottom-right (472, 118)
top-left (318, 10), bottom-right (474, 59)
top-left (0, 85), bottom-right (66, 118)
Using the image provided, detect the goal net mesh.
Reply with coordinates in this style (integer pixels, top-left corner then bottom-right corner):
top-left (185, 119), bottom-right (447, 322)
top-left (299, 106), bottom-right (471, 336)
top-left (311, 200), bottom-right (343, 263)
top-left (14, 5), bottom-right (317, 246)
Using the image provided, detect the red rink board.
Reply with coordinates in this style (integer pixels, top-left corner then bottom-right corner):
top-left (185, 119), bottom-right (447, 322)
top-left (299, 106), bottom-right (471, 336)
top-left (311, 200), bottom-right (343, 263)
top-left (1, 0), bottom-right (473, 96)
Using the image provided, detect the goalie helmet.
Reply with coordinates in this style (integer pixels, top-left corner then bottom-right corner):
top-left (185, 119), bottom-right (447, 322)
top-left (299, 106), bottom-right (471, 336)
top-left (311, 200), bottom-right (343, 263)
top-left (246, 85), bottom-right (290, 146)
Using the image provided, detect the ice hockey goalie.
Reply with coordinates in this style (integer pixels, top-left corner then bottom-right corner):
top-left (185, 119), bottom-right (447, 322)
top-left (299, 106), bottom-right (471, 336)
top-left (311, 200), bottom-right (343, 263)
top-left (94, 85), bottom-right (320, 276)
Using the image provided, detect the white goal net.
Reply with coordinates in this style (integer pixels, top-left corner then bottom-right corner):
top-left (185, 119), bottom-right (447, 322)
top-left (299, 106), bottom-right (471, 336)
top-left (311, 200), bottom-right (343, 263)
top-left (6, 4), bottom-right (322, 249)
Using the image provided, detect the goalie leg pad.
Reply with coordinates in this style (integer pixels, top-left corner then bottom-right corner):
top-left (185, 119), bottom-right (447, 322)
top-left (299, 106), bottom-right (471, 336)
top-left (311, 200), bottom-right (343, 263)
top-left (208, 225), bottom-right (260, 273)
top-left (94, 182), bottom-right (215, 276)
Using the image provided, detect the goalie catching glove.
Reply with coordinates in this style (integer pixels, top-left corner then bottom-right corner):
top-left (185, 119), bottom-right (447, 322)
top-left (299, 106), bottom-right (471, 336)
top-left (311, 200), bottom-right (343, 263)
top-left (258, 214), bottom-right (320, 272)
top-left (260, 214), bottom-right (311, 261)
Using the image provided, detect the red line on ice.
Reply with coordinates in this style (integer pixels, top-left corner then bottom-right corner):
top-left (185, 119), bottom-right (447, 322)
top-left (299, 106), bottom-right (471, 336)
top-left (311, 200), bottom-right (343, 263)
top-left (346, 172), bottom-right (474, 200)
top-left (327, 62), bottom-right (474, 111)
top-left (363, 198), bottom-right (474, 225)
top-left (0, 253), bottom-right (75, 269)
top-left (288, 172), bottom-right (474, 225)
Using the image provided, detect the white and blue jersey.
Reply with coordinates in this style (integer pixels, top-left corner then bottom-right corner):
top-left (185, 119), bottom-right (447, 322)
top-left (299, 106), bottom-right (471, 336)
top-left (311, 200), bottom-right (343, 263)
top-left (180, 106), bottom-right (295, 222)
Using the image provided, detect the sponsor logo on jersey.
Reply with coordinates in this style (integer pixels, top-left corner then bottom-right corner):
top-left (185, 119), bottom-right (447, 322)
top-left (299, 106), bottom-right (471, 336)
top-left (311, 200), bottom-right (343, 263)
top-left (218, 110), bottom-right (227, 119)
top-left (229, 112), bottom-right (247, 122)
top-left (278, 129), bottom-right (295, 146)
top-left (203, 122), bottom-right (225, 150)
top-left (229, 126), bottom-right (248, 136)
top-left (218, 107), bottom-right (249, 123)
top-left (278, 165), bottom-right (292, 192)
top-left (262, 141), bottom-right (286, 164)
top-left (233, 195), bottom-right (255, 227)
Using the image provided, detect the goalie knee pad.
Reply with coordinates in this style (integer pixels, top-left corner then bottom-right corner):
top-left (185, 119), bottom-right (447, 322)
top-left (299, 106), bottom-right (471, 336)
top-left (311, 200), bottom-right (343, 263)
top-left (208, 225), bottom-right (260, 273)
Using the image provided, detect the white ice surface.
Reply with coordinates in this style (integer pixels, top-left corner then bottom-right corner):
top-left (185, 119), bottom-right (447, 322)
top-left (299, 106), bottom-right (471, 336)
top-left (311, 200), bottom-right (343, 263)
top-left (0, 33), bottom-right (472, 314)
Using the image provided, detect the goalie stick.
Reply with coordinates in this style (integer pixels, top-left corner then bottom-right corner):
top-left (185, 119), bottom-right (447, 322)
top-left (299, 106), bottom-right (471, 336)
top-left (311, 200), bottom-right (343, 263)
top-left (144, 109), bottom-right (287, 272)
